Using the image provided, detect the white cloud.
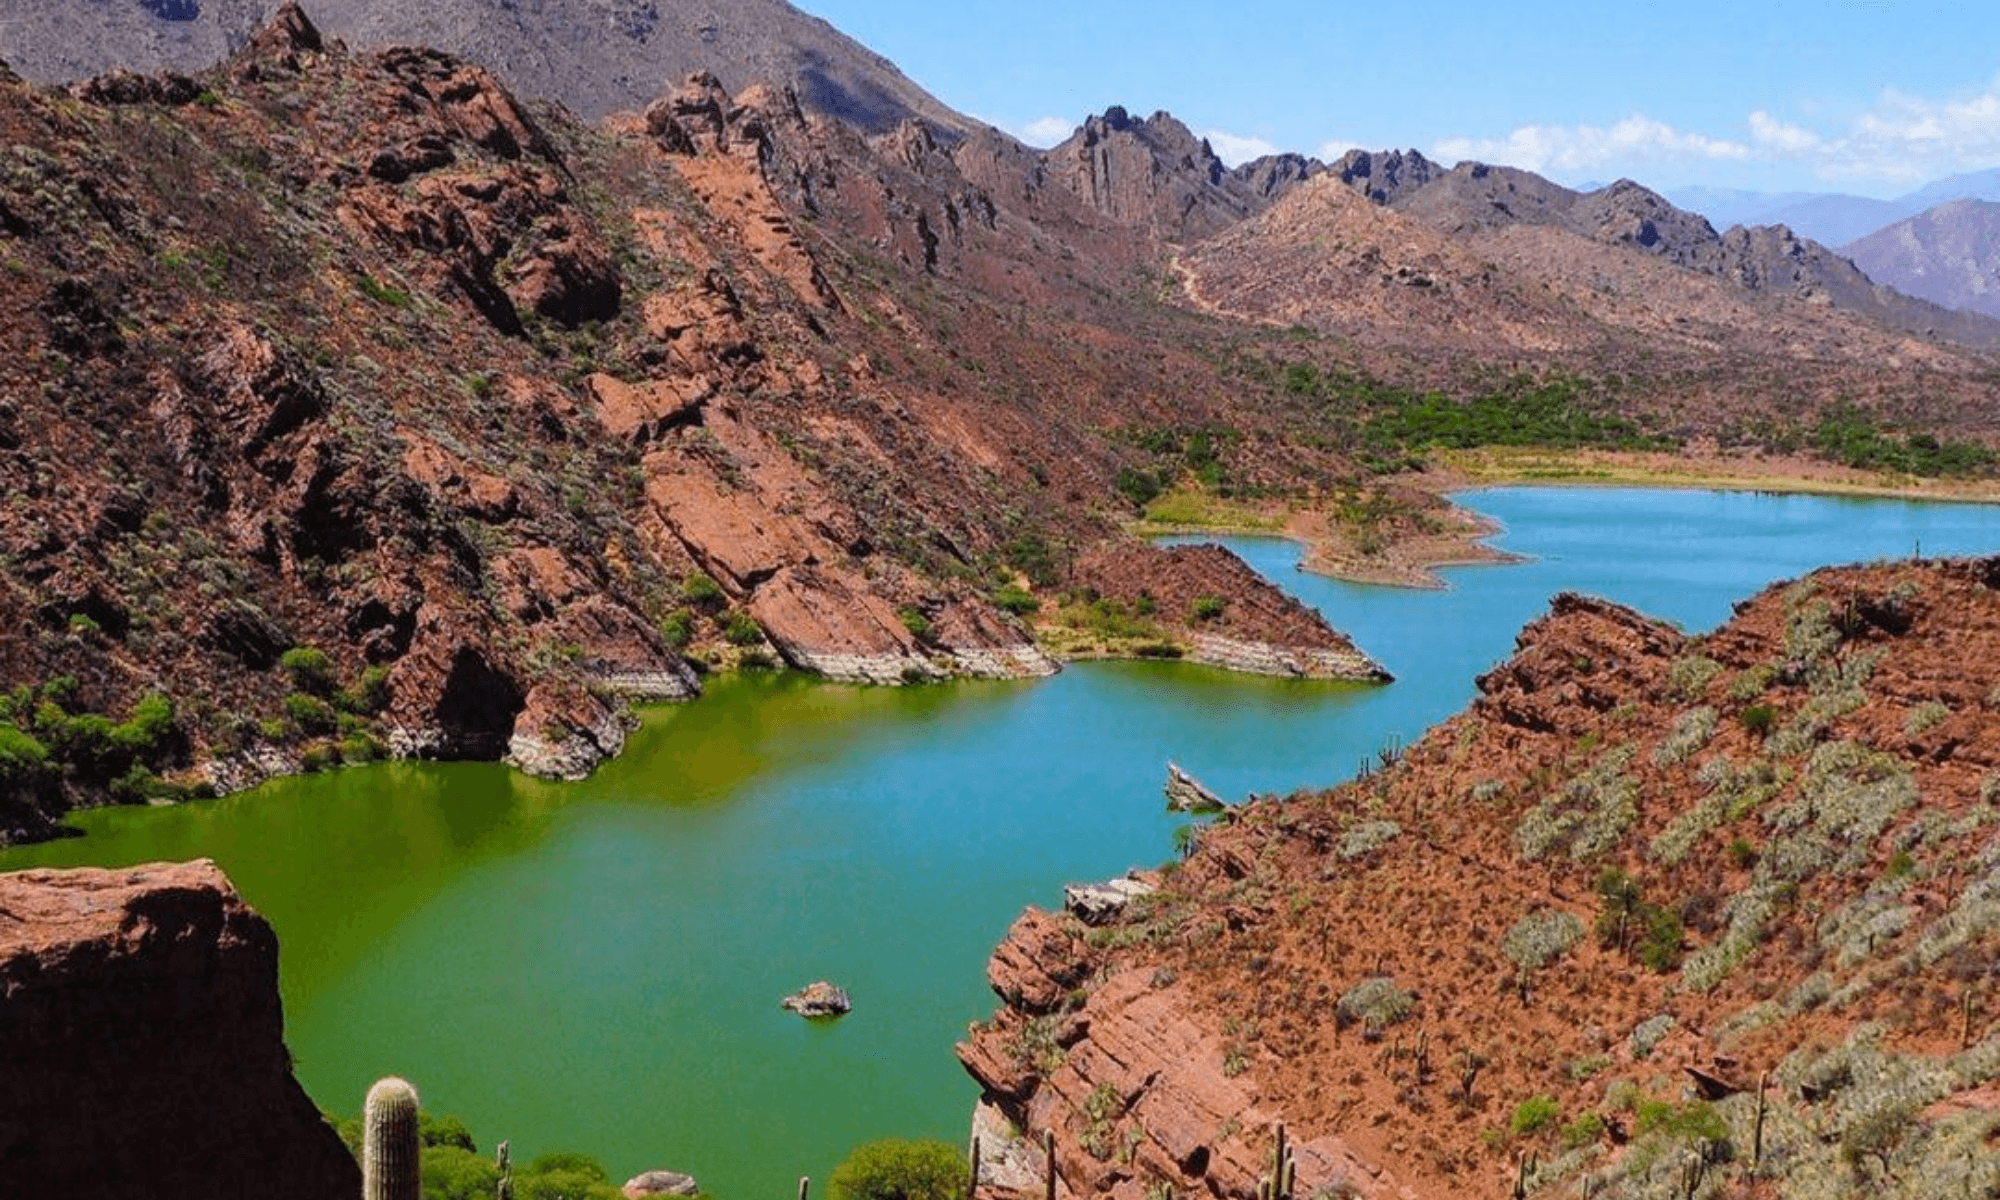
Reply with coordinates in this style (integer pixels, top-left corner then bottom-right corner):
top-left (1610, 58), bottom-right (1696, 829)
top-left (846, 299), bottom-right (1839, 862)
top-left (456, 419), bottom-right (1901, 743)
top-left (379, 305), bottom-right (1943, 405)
top-left (1788, 78), bottom-right (2000, 185)
top-left (1430, 115), bottom-right (1748, 178)
top-left (1010, 116), bottom-right (1077, 147)
top-left (1749, 110), bottom-right (1820, 153)
top-left (1201, 130), bottom-right (1281, 167)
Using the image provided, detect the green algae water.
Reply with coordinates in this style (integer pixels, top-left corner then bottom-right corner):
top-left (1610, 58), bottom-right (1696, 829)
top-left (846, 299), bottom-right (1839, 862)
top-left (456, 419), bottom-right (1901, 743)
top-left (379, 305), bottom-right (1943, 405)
top-left (4, 486), bottom-right (1997, 1195)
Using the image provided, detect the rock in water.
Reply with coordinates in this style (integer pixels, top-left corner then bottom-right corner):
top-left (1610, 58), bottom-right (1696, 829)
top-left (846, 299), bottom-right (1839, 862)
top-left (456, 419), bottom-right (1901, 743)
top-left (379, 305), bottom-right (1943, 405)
top-left (624, 1169), bottom-right (702, 1198)
top-left (782, 980), bottom-right (852, 1017)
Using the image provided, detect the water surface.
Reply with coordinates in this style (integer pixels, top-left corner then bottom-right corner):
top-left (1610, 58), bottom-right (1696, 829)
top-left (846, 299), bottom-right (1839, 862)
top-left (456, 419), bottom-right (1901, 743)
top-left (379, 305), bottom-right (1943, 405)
top-left (5, 486), bottom-right (1995, 1194)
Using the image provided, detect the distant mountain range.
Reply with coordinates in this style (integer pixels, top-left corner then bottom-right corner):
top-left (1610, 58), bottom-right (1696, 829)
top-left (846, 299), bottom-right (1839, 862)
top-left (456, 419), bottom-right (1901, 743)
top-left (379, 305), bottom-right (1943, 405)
top-left (1842, 198), bottom-right (2000, 321)
top-left (1667, 167), bottom-right (2000, 248)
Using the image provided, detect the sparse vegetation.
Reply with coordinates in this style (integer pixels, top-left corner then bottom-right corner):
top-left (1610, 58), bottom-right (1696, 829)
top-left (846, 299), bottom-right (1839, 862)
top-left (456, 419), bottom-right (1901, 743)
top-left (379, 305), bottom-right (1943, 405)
top-left (1501, 908), bottom-right (1585, 970)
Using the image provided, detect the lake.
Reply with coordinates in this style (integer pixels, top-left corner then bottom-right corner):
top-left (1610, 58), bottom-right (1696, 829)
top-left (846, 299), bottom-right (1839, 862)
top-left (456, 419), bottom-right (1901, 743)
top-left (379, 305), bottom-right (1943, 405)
top-left (5, 486), bottom-right (1996, 1195)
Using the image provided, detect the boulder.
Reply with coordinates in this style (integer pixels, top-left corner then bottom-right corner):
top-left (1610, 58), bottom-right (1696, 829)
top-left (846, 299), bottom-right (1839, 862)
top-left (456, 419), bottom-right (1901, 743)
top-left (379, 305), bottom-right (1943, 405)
top-left (1063, 876), bottom-right (1157, 926)
top-left (1164, 761), bottom-right (1224, 813)
top-left (624, 1169), bottom-right (702, 1198)
top-left (781, 980), bottom-right (852, 1017)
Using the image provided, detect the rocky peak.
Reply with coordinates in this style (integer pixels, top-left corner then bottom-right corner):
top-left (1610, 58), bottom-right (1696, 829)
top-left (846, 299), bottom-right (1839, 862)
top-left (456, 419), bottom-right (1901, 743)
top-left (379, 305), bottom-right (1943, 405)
top-left (1234, 152), bottom-right (1324, 201)
top-left (1331, 147), bottom-right (1441, 205)
top-left (644, 72), bottom-right (802, 163)
top-left (1048, 105), bottom-right (1282, 242)
top-left (234, 0), bottom-right (333, 79)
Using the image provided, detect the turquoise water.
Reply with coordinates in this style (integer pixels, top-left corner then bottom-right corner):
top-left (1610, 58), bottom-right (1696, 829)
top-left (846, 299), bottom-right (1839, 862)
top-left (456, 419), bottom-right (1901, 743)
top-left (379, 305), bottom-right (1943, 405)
top-left (3, 486), bottom-right (1994, 1195)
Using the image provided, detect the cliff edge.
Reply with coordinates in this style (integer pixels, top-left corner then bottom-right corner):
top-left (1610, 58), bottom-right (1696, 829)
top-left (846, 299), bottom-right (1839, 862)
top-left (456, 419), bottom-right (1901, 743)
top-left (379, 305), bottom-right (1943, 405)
top-left (0, 860), bottom-right (359, 1199)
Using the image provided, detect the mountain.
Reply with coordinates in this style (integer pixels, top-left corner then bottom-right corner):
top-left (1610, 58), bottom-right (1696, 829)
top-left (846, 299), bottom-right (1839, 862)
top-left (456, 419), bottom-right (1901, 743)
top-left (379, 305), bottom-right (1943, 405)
top-left (0, 0), bottom-right (974, 132)
top-left (0, 7), bottom-right (1428, 841)
top-left (1842, 198), bottom-right (2000, 320)
top-left (1039, 106), bottom-right (1323, 243)
top-left (1369, 162), bottom-right (2000, 350)
top-left (963, 556), bottom-right (2000, 1200)
top-left (1668, 166), bottom-right (2000, 249)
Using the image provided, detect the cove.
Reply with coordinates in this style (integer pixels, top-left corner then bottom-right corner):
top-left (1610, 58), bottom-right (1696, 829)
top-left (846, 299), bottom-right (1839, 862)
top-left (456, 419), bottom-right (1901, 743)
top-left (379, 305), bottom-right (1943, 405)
top-left (4, 486), bottom-right (1997, 1197)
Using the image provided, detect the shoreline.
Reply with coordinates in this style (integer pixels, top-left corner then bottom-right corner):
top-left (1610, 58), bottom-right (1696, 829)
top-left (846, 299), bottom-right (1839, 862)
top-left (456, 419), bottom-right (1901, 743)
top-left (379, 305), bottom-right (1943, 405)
top-left (1137, 449), bottom-right (2000, 591)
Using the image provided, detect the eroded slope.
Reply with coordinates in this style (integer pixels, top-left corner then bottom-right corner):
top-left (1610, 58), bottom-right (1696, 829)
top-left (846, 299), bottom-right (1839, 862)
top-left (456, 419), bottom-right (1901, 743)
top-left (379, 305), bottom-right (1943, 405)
top-left (963, 557), bottom-right (2000, 1200)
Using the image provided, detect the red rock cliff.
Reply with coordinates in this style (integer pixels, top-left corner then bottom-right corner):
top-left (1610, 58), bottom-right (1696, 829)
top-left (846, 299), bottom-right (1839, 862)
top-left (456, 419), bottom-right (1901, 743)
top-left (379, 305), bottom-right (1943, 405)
top-left (0, 860), bottom-right (359, 1199)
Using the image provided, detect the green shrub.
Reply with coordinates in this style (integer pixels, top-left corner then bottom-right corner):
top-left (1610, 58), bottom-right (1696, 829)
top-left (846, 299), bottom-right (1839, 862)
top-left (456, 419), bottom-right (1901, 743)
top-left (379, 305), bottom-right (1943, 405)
top-left (285, 692), bottom-right (338, 736)
top-left (681, 572), bottom-right (726, 609)
top-left (1634, 1099), bottom-right (1726, 1144)
top-left (829, 1138), bottom-right (969, 1200)
top-left (1560, 1112), bottom-right (1604, 1149)
top-left (1740, 703), bottom-right (1778, 735)
top-left (723, 611), bottom-right (764, 646)
top-left (1004, 533), bottom-right (1060, 587)
top-left (1510, 1094), bottom-right (1561, 1137)
top-left (990, 584), bottom-right (1039, 617)
top-left (0, 721), bottom-right (52, 783)
top-left (281, 646), bottom-right (336, 696)
top-left (659, 609), bottom-right (695, 648)
top-left (1190, 596), bottom-right (1226, 622)
top-left (420, 1145), bottom-right (500, 1200)
top-left (1337, 976), bottom-right (1415, 1032)
top-left (1635, 904), bottom-right (1685, 972)
top-left (516, 1153), bottom-right (623, 1200)
top-left (1905, 700), bottom-right (1949, 735)
top-left (897, 607), bottom-right (934, 643)
top-left (1115, 466), bottom-right (1162, 508)
top-left (357, 274), bottom-right (413, 308)
top-left (1502, 908), bottom-right (1585, 970)
top-left (340, 667), bottom-right (392, 715)
top-left (113, 693), bottom-right (176, 755)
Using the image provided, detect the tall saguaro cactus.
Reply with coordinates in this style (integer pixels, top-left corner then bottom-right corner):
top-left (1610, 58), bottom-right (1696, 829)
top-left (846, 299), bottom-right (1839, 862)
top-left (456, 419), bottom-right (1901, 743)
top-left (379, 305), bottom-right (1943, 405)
top-left (364, 1076), bottom-right (422, 1200)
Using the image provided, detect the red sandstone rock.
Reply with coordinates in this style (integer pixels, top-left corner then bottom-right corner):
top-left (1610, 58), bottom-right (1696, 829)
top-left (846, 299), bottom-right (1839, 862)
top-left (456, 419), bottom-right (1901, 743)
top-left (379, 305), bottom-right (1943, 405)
top-left (0, 860), bottom-right (359, 1199)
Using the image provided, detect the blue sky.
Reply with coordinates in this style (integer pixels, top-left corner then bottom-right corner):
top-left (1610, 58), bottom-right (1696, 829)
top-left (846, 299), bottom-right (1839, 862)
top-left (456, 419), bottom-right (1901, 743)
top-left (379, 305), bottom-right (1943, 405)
top-left (797, 0), bottom-right (2000, 197)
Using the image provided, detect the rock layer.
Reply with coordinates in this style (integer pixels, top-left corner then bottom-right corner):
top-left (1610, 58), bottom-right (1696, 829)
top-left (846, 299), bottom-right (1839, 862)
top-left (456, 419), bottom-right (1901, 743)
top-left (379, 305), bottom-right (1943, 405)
top-left (0, 860), bottom-right (359, 1199)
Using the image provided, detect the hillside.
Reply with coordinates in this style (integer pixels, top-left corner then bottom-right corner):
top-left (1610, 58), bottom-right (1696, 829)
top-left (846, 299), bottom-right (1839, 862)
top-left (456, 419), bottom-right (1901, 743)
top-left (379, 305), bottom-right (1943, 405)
top-left (0, 0), bottom-right (974, 132)
top-left (962, 556), bottom-right (2000, 1200)
top-left (1180, 173), bottom-right (2000, 446)
top-left (1378, 163), bottom-right (2000, 351)
top-left (0, 7), bottom-right (1431, 843)
top-left (1843, 199), bottom-right (2000, 320)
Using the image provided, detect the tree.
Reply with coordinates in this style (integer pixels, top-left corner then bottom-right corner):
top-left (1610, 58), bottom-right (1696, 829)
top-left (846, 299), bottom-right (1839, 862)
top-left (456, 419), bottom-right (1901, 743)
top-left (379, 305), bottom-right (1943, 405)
top-left (829, 1139), bottom-right (969, 1200)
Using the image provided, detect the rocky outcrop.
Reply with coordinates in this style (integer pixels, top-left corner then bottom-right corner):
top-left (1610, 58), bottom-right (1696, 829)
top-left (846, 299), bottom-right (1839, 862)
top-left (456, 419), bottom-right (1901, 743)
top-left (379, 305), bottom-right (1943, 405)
top-left (1070, 542), bottom-right (1390, 681)
top-left (1063, 875), bottom-right (1156, 926)
top-left (960, 916), bottom-right (1421, 1200)
top-left (0, 860), bottom-right (359, 1199)
top-left (1043, 107), bottom-right (1315, 243)
top-left (1330, 148), bottom-right (1441, 206)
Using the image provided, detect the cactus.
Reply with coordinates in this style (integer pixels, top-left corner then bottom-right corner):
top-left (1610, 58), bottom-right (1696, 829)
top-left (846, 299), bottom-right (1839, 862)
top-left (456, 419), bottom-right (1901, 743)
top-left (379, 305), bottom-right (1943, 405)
top-left (1044, 1129), bottom-right (1057, 1200)
top-left (1257, 1123), bottom-right (1294, 1200)
top-left (363, 1076), bottom-right (421, 1200)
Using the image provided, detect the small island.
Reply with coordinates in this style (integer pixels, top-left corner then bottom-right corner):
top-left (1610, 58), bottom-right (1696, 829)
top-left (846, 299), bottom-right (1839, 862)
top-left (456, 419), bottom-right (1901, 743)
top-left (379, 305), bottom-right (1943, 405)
top-left (781, 981), bottom-right (852, 1018)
